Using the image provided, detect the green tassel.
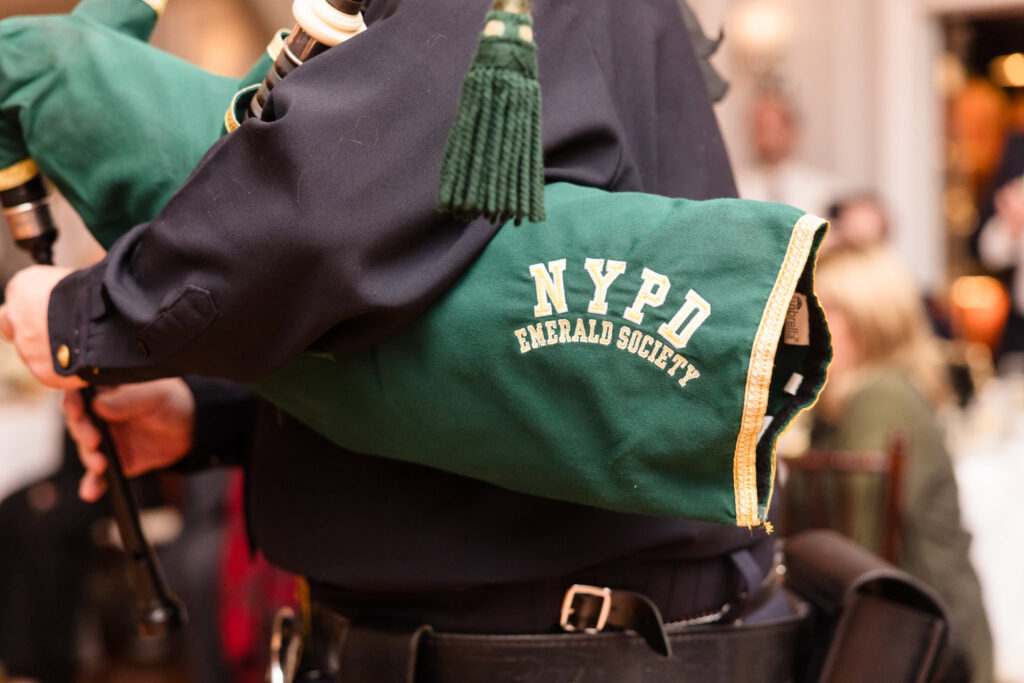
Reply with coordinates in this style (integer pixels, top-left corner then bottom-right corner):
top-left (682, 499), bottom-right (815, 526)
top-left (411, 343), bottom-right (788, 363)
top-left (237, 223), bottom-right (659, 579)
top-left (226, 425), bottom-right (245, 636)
top-left (437, 7), bottom-right (545, 225)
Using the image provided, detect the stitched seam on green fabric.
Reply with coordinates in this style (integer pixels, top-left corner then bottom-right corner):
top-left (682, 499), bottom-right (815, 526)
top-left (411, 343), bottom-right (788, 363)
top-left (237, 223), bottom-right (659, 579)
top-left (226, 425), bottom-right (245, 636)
top-left (732, 213), bottom-right (822, 526)
top-left (761, 222), bottom-right (830, 523)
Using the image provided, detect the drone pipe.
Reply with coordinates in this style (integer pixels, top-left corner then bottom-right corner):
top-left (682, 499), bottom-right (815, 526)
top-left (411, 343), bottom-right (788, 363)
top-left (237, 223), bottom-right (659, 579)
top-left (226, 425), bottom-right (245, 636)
top-left (245, 0), bottom-right (366, 121)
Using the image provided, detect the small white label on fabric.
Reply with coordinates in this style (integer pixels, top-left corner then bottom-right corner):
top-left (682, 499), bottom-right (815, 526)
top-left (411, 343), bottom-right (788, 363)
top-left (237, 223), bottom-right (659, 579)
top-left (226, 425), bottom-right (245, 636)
top-left (784, 293), bottom-right (809, 346)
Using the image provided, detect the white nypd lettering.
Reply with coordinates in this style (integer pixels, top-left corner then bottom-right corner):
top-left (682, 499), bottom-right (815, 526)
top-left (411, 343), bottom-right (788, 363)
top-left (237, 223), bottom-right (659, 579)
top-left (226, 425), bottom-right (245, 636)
top-left (658, 289), bottom-right (711, 349)
top-left (513, 257), bottom-right (712, 390)
top-left (584, 258), bottom-right (627, 315)
top-left (529, 259), bottom-right (569, 317)
top-left (622, 268), bottom-right (670, 325)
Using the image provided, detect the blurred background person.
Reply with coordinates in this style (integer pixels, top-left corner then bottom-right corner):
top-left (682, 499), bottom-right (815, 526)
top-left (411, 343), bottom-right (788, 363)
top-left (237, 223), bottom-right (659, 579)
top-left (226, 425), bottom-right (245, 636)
top-left (825, 194), bottom-right (962, 341)
top-left (734, 87), bottom-right (843, 217)
top-left (825, 193), bottom-right (890, 251)
top-left (975, 133), bottom-right (1024, 360)
top-left (810, 244), bottom-right (993, 683)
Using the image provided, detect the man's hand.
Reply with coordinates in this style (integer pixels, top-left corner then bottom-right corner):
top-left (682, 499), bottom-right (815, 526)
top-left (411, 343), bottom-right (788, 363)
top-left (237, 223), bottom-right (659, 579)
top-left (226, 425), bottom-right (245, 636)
top-left (63, 378), bottom-right (196, 502)
top-left (994, 181), bottom-right (1024, 237)
top-left (0, 265), bottom-right (85, 389)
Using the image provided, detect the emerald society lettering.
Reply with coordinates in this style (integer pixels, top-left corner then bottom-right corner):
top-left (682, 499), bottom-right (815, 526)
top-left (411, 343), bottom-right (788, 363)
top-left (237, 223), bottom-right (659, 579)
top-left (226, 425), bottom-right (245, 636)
top-left (513, 258), bottom-right (711, 389)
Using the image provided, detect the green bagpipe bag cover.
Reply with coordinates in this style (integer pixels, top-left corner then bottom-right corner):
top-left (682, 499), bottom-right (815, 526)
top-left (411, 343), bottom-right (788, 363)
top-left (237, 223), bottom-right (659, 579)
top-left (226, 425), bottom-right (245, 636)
top-left (0, 4), bottom-right (831, 527)
top-left (255, 183), bottom-right (831, 527)
top-left (0, 0), bottom-right (266, 248)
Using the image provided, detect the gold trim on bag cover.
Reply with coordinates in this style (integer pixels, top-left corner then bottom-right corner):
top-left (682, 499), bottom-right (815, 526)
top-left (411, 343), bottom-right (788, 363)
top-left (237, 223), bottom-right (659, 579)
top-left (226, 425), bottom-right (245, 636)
top-left (732, 213), bottom-right (825, 527)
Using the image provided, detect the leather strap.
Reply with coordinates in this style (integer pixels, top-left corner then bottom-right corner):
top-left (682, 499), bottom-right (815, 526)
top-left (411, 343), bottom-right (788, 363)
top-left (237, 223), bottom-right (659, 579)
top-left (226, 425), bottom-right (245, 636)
top-left (306, 597), bottom-right (808, 683)
top-left (418, 607), bottom-right (808, 682)
top-left (560, 584), bottom-right (671, 656)
top-left (336, 618), bottom-right (433, 683)
top-left (818, 595), bottom-right (945, 683)
top-left (727, 547), bottom-right (782, 624)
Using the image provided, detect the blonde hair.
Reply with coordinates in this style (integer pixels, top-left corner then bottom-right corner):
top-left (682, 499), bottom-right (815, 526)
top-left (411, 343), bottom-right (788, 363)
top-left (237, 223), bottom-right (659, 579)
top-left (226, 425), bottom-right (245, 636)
top-left (814, 244), bottom-right (950, 407)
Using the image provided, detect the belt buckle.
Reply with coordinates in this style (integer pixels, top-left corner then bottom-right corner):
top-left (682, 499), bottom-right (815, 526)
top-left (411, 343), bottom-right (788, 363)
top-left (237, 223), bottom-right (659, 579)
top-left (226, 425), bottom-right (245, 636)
top-left (267, 606), bottom-right (303, 683)
top-left (560, 584), bottom-right (612, 633)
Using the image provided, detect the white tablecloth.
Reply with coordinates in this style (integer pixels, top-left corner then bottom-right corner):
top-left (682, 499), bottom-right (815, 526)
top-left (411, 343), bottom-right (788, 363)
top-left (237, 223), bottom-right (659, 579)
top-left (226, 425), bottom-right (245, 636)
top-left (951, 376), bottom-right (1024, 683)
top-left (0, 391), bottom-right (63, 503)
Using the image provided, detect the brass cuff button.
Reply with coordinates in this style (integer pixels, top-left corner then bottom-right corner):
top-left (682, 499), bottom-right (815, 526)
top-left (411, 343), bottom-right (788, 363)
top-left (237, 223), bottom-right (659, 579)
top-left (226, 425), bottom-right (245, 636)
top-left (56, 344), bottom-right (71, 369)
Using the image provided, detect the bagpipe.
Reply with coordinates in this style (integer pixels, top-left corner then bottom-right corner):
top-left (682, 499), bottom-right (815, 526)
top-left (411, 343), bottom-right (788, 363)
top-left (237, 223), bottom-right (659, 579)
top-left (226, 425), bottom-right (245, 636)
top-left (0, 0), bottom-right (830, 548)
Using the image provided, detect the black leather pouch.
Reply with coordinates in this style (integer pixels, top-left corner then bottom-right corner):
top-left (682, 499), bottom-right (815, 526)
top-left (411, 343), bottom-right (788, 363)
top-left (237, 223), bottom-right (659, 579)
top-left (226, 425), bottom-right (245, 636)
top-left (784, 529), bottom-right (949, 683)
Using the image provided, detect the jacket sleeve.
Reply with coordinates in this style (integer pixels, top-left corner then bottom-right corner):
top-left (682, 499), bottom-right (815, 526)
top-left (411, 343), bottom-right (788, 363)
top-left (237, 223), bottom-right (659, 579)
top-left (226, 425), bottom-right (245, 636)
top-left (47, 0), bottom-right (498, 383)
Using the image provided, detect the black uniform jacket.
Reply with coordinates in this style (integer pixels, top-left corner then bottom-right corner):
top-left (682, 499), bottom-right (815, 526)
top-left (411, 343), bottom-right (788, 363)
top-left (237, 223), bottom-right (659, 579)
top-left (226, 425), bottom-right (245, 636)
top-left (48, 0), bottom-right (773, 631)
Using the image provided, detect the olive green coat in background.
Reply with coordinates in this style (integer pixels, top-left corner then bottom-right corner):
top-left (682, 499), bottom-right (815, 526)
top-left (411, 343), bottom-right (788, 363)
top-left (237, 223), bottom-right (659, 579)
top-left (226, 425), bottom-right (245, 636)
top-left (813, 370), bottom-right (994, 683)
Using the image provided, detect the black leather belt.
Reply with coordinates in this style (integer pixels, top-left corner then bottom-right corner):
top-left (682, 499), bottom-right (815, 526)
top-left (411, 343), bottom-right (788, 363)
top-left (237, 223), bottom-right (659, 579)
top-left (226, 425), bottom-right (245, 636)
top-left (416, 612), bottom-right (808, 683)
top-left (278, 585), bottom-right (809, 683)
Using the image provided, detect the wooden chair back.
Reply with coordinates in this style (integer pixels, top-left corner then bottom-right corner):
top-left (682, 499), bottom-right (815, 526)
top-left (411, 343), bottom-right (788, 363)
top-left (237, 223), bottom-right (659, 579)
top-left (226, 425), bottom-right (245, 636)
top-left (780, 434), bottom-right (906, 563)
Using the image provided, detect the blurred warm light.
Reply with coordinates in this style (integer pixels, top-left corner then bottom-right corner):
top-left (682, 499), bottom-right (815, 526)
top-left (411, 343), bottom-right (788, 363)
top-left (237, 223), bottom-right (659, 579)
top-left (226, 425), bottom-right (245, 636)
top-left (729, 0), bottom-right (794, 66)
top-left (935, 53), bottom-right (967, 97)
top-left (950, 276), bottom-right (1010, 350)
top-left (951, 80), bottom-right (1009, 195)
top-left (991, 53), bottom-right (1024, 88)
top-left (943, 186), bottom-right (978, 236)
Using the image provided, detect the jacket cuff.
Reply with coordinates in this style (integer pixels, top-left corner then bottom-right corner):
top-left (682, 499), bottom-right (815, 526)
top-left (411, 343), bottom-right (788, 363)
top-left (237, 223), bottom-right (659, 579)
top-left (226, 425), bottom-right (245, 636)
top-left (47, 262), bottom-right (204, 384)
top-left (48, 265), bottom-right (104, 381)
